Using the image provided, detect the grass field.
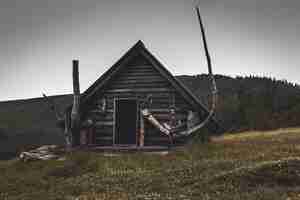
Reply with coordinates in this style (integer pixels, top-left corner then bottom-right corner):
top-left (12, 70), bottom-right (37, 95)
top-left (1, 127), bottom-right (300, 200)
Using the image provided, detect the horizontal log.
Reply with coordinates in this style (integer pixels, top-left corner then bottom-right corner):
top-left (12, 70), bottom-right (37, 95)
top-left (94, 140), bottom-right (113, 146)
top-left (120, 70), bottom-right (159, 75)
top-left (116, 75), bottom-right (162, 81)
top-left (111, 79), bottom-right (167, 85)
top-left (88, 110), bottom-right (107, 114)
top-left (126, 65), bottom-right (154, 70)
top-left (115, 75), bottom-right (164, 81)
top-left (95, 136), bottom-right (113, 141)
top-left (95, 125), bottom-right (113, 131)
top-left (103, 92), bottom-right (173, 98)
top-left (95, 121), bottom-right (114, 126)
top-left (89, 111), bottom-right (113, 116)
top-left (105, 88), bottom-right (174, 93)
top-left (125, 68), bottom-right (156, 73)
top-left (90, 114), bottom-right (113, 121)
top-left (95, 132), bottom-right (113, 138)
top-left (119, 74), bottom-right (159, 80)
top-left (144, 137), bottom-right (170, 142)
top-left (144, 141), bottom-right (170, 146)
top-left (108, 83), bottom-right (170, 90)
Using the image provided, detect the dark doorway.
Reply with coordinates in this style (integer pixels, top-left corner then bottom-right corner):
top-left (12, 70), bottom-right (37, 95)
top-left (115, 99), bottom-right (138, 145)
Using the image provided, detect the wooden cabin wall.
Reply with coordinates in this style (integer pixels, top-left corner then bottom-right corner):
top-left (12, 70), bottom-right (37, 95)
top-left (82, 54), bottom-right (195, 146)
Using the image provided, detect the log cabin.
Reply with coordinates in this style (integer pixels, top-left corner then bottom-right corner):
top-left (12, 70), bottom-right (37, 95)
top-left (64, 40), bottom-right (223, 150)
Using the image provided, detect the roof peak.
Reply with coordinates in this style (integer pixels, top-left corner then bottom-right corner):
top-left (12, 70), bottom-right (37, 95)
top-left (134, 40), bottom-right (145, 48)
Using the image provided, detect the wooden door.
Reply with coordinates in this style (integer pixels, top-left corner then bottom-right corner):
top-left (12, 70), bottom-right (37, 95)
top-left (114, 99), bottom-right (138, 145)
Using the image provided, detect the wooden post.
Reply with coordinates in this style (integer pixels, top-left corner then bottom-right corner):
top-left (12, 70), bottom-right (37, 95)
top-left (139, 114), bottom-right (145, 147)
top-left (71, 60), bottom-right (81, 146)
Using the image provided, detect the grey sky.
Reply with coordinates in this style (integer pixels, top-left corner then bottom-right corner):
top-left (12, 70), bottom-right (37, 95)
top-left (0, 0), bottom-right (299, 101)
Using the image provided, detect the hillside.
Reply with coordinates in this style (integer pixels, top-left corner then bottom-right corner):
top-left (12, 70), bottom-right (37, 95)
top-left (178, 75), bottom-right (300, 131)
top-left (0, 95), bottom-right (73, 159)
top-left (1, 128), bottom-right (300, 200)
top-left (1, 74), bottom-right (300, 159)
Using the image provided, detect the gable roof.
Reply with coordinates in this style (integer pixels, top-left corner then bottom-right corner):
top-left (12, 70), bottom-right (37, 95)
top-left (81, 40), bottom-right (207, 111)
top-left (69, 40), bottom-right (223, 133)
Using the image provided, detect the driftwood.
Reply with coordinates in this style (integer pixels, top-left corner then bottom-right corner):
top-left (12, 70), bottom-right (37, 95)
top-left (19, 145), bottom-right (64, 162)
top-left (71, 60), bottom-right (80, 129)
top-left (141, 109), bottom-right (175, 145)
top-left (69, 60), bottom-right (81, 148)
top-left (141, 109), bottom-right (170, 136)
top-left (140, 108), bottom-right (201, 140)
top-left (42, 93), bottom-right (64, 127)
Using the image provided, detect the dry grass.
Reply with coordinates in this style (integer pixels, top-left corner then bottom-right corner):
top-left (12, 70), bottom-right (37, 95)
top-left (212, 127), bottom-right (300, 141)
top-left (1, 127), bottom-right (300, 199)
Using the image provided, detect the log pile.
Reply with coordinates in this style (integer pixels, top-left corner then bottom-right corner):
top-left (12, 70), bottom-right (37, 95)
top-left (19, 145), bottom-right (65, 162)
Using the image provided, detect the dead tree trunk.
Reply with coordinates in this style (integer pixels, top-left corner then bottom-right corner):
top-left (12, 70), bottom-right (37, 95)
top-left (42, 60), bottom-right (81, 151)
top-left (70, 60), bottom-right (81, 147)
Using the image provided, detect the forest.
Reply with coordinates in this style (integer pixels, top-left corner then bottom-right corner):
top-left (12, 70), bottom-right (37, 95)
top-left (178, 74), bottom-right (300, 131)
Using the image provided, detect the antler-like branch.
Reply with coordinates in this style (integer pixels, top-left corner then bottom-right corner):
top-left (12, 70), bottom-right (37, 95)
top-left (191, 4), bottom-right (218, 131)
top-left (174, 3), bottom-right (218, 137)
top-left (42, 93), bottom-right (63, 121)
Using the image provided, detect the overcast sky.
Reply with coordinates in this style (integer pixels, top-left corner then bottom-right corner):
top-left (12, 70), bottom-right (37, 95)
top-left (0, 0), bottom-right (299, 101)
